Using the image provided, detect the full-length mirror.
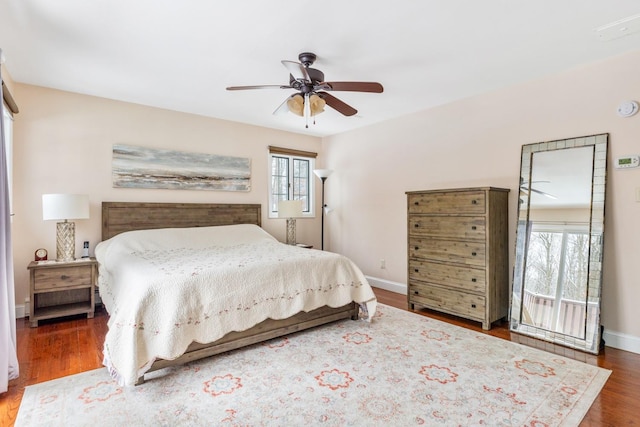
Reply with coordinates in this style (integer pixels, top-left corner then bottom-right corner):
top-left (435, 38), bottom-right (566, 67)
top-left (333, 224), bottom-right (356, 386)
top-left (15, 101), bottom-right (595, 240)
top-left (510, 134), bottom-right (608, 354)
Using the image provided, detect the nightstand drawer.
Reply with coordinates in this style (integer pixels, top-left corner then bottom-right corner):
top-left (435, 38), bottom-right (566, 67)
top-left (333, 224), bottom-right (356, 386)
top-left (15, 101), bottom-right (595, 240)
top-left (34, 265), bottom-right (93, 291)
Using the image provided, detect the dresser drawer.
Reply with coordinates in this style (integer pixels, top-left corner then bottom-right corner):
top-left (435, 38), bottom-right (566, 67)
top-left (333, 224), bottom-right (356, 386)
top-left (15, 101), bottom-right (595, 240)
top-left (409, 259), bottom-right (486, 293)
top-left (409, 237), bottom-right (485, 267)
top-left (408, 191), bottom-right (485, 215)
top-left (409, 282), bottom-right (485, 320)
top-left (34, 265), bottom-right (93, 291)
top-left (409, 216), bottom-right (485, 240)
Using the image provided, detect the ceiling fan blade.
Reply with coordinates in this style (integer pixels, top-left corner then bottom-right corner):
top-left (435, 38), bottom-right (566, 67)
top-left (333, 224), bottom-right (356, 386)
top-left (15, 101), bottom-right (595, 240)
top-left (323, 81), bottom-right (384, 93)
top-left (281, 60), bottom-right (310, 81)
top-left (273, 95), bottom-right (295, 115)
top-left (530, 188), bottom-right (557, 199)
top-left (318, 92), bottom-right (357, 116)
top-left (226, 85), bottom-right (291, 91)
top-left (521, 186), bottom-right (557, 200)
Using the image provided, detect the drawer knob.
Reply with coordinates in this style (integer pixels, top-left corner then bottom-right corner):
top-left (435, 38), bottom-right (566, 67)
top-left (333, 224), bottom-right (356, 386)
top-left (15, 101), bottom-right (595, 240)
top-left (414, 291), bottom-right (419, 295)
top-left (414, 223), bottom-right (419, 228)
top-left (414, 201), bottom-right (419, 205)
top-left (471, 200), bottom-right (478, 205)
top-left (471, 278), bottom-right (477, 282)
top-left (471, 226), bottom-right (477, 230)
top-left (471, 252), bottom-right (477, 256)
top-left (414, 246), bottom-right (419, 250)
top-left (471, 304), bottom-right (477, 308)
top-left (60, 275), bottom-right (70, 280)
top-left (414, 268), bottom-right (419, 273)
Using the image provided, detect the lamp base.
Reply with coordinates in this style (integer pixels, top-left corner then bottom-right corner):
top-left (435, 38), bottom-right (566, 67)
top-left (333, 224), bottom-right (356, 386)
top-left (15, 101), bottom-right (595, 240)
top-left (286, 218), bottom-right (297, 245)
top-left (56, 221), bottom-right (76, 261)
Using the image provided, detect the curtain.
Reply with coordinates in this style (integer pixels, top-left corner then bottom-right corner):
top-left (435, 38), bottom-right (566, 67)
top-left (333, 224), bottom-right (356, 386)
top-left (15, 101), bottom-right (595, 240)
top-left (0, 51), bottom-right (19, 394)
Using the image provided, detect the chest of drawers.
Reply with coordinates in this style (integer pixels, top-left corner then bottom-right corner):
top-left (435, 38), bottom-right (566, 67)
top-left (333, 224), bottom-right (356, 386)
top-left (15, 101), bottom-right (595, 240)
top-left (406, 187), bottom-right (510, 330)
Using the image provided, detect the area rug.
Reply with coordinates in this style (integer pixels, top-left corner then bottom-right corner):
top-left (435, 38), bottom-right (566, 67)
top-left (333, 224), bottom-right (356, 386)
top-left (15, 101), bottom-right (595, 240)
top-left (16, 304), bottom-right (610, 426)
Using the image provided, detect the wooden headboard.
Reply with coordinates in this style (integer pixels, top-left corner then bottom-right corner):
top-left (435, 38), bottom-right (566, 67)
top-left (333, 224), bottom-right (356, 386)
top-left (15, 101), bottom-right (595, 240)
top-left (101, 202), bottom-right (262, 240)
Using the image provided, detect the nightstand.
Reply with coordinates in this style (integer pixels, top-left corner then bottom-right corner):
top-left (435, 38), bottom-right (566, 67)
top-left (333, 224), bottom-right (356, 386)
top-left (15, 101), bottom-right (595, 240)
top-left (27, 258), bottom-right (97, 327)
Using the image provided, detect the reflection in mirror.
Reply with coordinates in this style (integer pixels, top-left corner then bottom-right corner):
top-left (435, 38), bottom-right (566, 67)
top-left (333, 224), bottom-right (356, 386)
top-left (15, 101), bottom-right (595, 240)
top-left (510, 134), bottom-right (608, 354)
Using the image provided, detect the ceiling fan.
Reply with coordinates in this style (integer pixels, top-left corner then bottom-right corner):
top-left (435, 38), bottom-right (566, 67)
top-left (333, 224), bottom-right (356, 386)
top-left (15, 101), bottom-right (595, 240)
top-left (520, 178), bottom-right (557, 200)
top-left (226, 52), bottom-right (384, 128)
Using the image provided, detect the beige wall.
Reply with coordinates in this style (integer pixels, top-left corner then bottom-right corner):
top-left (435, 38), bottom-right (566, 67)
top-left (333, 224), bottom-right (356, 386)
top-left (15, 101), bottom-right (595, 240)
top-left (11, 85), bottom-right (323, 308)
top-left (529, 208), bottom-right (590, 223)
top-left (323, 50), bottom-right (640, 350)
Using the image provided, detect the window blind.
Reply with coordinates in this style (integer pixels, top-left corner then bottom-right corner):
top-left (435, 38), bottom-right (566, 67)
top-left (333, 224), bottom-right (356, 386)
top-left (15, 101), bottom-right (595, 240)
top-left (268, 145), bottom-right (317, 158)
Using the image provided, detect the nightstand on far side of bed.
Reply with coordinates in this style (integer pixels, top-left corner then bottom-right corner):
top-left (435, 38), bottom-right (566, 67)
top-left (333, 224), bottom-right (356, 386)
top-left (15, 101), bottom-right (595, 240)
top-left (27, 258), bottom-right (97, 327)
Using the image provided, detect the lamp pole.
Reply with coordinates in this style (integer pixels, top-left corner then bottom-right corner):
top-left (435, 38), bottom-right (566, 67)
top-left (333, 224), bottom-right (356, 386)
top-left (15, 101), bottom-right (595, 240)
top-left (313, 169), bottom-right (333, 251)
top-left (320, 176), bottom-right (327, 251)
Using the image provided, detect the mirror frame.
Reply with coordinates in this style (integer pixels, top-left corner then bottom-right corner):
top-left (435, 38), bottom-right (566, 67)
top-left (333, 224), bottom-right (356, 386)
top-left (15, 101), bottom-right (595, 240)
top-left (510, 133), bottom-right (608, 354)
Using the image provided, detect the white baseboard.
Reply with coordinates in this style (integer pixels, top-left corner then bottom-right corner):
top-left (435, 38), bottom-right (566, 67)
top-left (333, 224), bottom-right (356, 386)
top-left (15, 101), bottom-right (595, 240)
top-left (16, 303), bottom-right (27, 319)
top-left (365, 276), bottom-right (407, 295)
top-left (365, 275), bottom-right (639, 355)
top-left (602, 329), bottom-right (640, 355)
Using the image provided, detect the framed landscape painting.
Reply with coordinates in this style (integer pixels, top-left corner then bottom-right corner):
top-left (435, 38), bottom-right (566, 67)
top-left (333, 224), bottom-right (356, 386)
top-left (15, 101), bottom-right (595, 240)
top-left (112, 144), bottom-right (251, 191)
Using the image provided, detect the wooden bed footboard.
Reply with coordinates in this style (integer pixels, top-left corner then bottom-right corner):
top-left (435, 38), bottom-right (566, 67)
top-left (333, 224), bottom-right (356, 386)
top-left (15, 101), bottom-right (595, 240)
top-left (137, 302), bottom-right (360, 384)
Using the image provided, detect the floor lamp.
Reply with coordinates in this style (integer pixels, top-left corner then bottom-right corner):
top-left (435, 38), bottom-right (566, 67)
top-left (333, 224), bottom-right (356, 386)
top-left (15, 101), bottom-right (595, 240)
top-left (313, 169), bottom-right (333, 250)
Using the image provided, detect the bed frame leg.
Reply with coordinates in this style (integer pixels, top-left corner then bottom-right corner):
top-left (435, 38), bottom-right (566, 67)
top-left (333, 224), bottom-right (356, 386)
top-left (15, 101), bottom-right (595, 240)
top-left (351, 304), bottom-right (360, 320)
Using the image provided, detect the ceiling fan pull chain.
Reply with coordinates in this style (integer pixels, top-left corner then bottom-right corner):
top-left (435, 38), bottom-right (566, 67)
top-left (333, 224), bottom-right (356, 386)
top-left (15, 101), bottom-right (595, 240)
top-left (304, 93), bottom-right (310, 128)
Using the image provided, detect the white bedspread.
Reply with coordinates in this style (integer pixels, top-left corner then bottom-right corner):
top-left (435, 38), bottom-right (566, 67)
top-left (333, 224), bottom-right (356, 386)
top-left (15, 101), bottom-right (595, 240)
top-left (95, 224), bottom-right (377, 386)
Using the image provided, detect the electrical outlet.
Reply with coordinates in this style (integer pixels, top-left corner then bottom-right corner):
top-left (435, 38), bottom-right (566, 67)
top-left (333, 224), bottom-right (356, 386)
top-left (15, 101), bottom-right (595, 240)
top-left (380, 259), bottom-right (386, 269)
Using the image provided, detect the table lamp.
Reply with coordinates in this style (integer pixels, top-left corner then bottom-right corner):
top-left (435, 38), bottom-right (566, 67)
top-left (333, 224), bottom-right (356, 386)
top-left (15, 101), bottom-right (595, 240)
top-left (278, 200), bottom-right (303, 245)
top-left (42, 194), bottom-right (90, 261)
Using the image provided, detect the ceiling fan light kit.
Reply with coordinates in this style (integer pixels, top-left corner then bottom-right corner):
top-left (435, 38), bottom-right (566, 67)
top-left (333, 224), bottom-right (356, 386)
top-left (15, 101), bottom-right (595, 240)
top-left (227, 52), bottom-right (383, 128)
top-left (286, 93), bottom-right (326, 117)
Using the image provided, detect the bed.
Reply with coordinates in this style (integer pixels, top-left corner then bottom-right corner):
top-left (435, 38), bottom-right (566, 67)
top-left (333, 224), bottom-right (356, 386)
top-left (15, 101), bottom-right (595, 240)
top-left (96, 202), bottom-right (377, 386)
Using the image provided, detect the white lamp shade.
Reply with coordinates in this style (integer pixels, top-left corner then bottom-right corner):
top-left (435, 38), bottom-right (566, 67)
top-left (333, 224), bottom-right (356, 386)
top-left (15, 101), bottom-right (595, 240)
top-left (42, 194), bottom-right (90, 221)
top-left (278, 200), bottom-right (303, 218)
top-left (313, 169), bottom-right (333, 179)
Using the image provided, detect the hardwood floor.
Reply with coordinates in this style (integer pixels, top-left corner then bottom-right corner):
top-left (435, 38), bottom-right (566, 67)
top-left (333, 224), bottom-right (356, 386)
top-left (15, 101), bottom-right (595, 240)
top-left (1, 287), bottom-right (638, 426)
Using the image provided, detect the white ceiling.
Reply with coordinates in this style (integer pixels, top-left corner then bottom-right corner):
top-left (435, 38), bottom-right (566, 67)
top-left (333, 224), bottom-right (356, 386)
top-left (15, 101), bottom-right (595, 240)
top-left (1, 1), bottom-right (639, 137)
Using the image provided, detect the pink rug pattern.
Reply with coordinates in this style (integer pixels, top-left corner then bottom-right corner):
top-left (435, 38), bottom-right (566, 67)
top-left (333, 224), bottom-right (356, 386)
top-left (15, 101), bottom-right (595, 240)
top-left (16, 304), bottom-right (610, 426)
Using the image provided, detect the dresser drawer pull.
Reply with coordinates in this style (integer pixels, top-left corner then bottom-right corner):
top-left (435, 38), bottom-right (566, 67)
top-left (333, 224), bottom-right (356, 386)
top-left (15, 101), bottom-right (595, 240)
top-left (414, 246), bottom-right (419, 250)
top-left (414, 291), bottom-right (419, 295)
top-left (471, 304), bottom-right (477, 308)
top-left (471, 200), bottom-right (478, 205)
top-left (60, 275), bottom-right (70, 280)
top-left (471, 226), bottom-right (477, 230)
top-left (414, 201), bottom-right (419, 205)
top-left (414, 268), bottom-right (419, 273)
top-left (414, 223), bottom-right (420, 228)
top-left (471, 278), bottom-right (477, 282)
top-left (471, 252), bottom-right (477, 256)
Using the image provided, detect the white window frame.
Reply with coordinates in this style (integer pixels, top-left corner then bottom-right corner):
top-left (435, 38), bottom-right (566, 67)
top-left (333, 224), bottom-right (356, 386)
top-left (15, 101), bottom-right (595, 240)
top-left (268, 151), bottom-right (316, 219)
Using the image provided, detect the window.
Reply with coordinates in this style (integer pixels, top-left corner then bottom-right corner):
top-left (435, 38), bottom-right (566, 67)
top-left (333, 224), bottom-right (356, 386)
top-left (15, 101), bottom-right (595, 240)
top-left (268, 146), bottom-right (316, 218)
top-left (522, 222), bottom-right (591, 337)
